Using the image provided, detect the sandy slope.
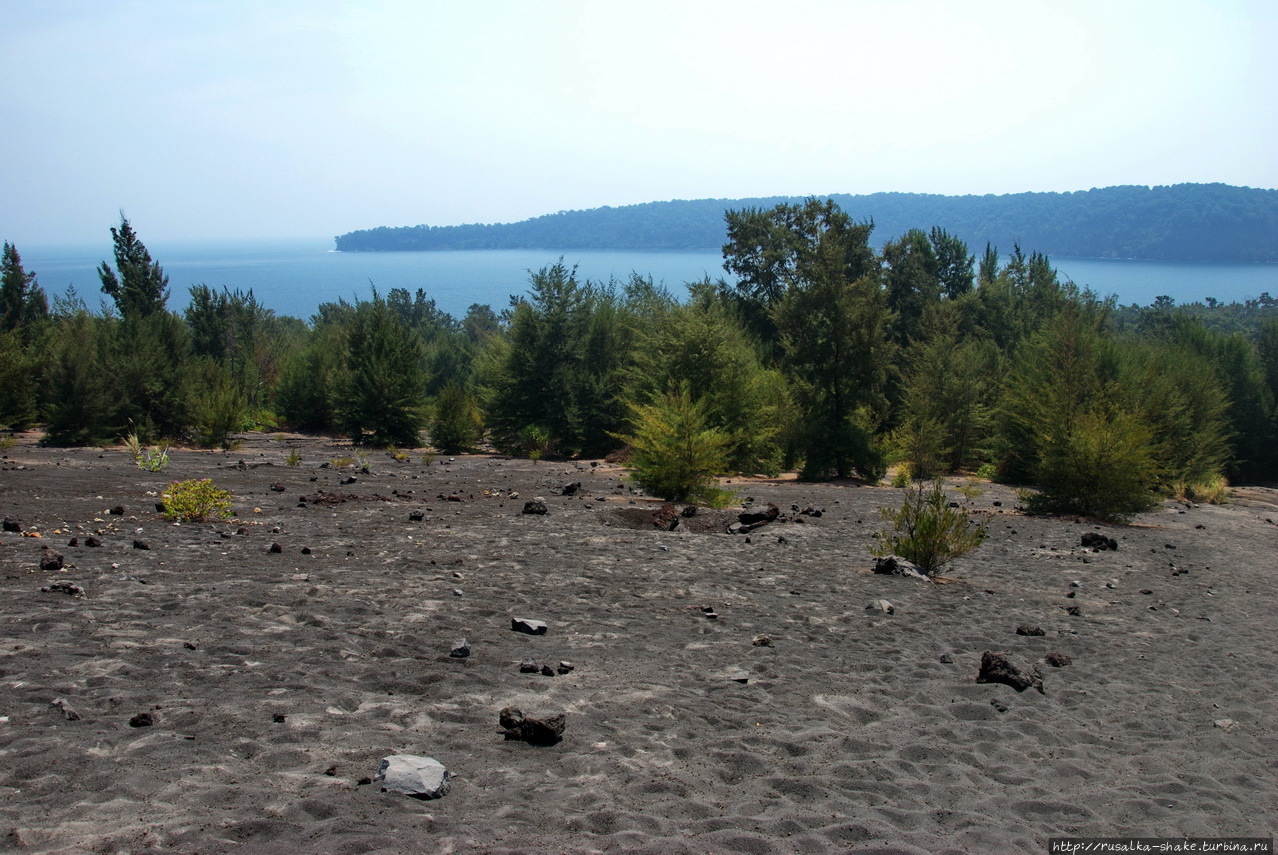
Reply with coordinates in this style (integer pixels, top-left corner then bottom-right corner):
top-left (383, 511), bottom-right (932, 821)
top-left (1, 435), bottom-right (1275, 854)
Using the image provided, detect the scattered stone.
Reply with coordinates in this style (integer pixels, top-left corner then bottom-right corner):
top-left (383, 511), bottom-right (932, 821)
top-left (40, 580), bottom-right (84, 597)
top-left (1069, 580), bottom-right (1082, 588)
top-left (67, 537), bottom-right (79, 547)
top-left (977, 651), bottom-right (1044, 694)
top-left (1065, 606), bottom-right (1082, 616)
top-left (129, 712), bottom-right (154, 728)
top-left (519, 658), bottom-right (539, 673)
top-left (377, 755), bottom-right (450, 799)
top-left (301, 547), bottom-right (312, 555)
top-left (50, 698), bottom-right (81, 721)
top-left (1213, 719), bottom-right (1238, 732)
top-left (680, 505), bottom-right (698, 518)
top-left (1080, 532), bottom-right (1118, 551)
top-left (939, 653), bottom-right (955, 664)
top-left (865, 599), bottom-right (895, 615)
top-left (522, 500), bottom-right (548, 515)
top-left (729, 670), bottom-right (750, 684)
top-left (511, 617), bottom-right (548, 635)
top-left (268, 543), bottom-right (283, 553)
top-left (561, 482), bottom-right (581, 496)
top-left (1044, 652), bottom-right (1072, 667)
top-left (557, 661), bottom-right (574, 674)
top-left (39, 546), bottom-right (64, 571)
top-left (798, 506), bottom-right (823, 518)
top-left (132, 539), bottom-right (149, 550)
top-left (2, 517), bottom-right (20, 533)
top-left (270, 483), bottom-right (286, 492)
top-left (872, 555), bottom-right (931, 581)
top-left (989, 699), bottom-right (1009, 713)
top-left (408, 510), bottom-right (425, 522)
top-left (450, 639), bottom-right (470, 658)
top-left (1140, 589), bottom-right (1153, 595)
top-left (109, 505), bottom-right (125, 516)
top-left (540, 665), bottom-right (556, 677)
top-left (752, 634), bottom-right (774, 647)
top-left (499, 707), bottom-right (565, 746)
top-left (184, 641), bottom-right (197, 650)
top-left (272, 713), bottom-right (287, 723)
top-left (1015, 625), bottom-right (1046, 637)
top-left (340, 476), bottom-right (357, 485)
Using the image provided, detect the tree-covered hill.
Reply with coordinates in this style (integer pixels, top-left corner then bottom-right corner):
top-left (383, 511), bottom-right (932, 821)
top-left (335, 183), bottom-right (1278, 263)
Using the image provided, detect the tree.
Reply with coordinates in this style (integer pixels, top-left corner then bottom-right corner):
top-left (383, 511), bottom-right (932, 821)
top-left (612, 384), bottom-right (732, 506)
top-left (881, 228), bottom-right (940, 346)
top-left (929, 227), bottom-right (975, 299)
top-left (338, 294), bottom-right (427, 446)
top-left (99, 217), bottom-right (169, 318)
top-left (1, 242), bottom-right (48, 335)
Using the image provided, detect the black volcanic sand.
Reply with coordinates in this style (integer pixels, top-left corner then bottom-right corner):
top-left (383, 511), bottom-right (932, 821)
top-left (1, 435), bottom-right (1276, 854)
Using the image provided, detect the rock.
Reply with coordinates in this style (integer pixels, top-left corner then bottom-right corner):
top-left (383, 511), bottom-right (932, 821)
top-left (268, 543), bottom-right (283, 553)
top-left (1065, 606), bottom-right (1082, 616)
top-left (132, 539), bottom-right (150, 550)
top-left (270, 483), bottom-right (286, 492)
top-left (1213, 719), bottom-right (1238, 732)
top-left (408, 511), bottom-right (425, 522)
top-left (450, 639), bottom-right (470, 658)
top-left (49, 698), bottom-right (81, 721)
top-left (738, 504), bottom-right (780, 527)
top-left (799, 506), bottom-right (823, 517)
top-left (41, 580), bottom-right (84, 597)
top-left (2, 517), bottom-right (21, 533)
top-left (1015, 625), bottom-right (1046, 636)
top-left (39, 546), bottom-right (64, 571)
top-left (872, 555), bottom-right (931, 581)
top-left (272, 713), bottom-right (287, 723)
top-left (67, 537), bottom-right (79, 547)
top-left (522, 500), bottom-right (548, 515)
top-left (976, 651), bottom-right (1045, 694)
top-left (680, 505), bottom-right (698, 518)
top-left (729, 670), bottom-right (750, 684)
top-left (752, 634), bottom-right (774, 647)
top-left (340, 476), bottom-right (357, 485)
top-left (865, 599), bottom-right (895, 615)
top-left (1080, 532), bottom-right (1118, 551)
top-left (561, 482), bottom-right (581, 496)
top-left (109, 505), bottom-right (125, 516)
top-left (499, 707), bottom-right (565, 746)
top-left (377, 754), bottom-right (450, 799)
top-left (129, 712), bottom-right (154, 727)
top-left (989, 699), bottom-right (1009, 713)
top-left (556, 661), bottom-right (574, 674)
top-left (511, 617), bottom-right (548, 635)
top-left (1044, 652), bottom-right (1072, 667)
top-left (939, 653), bottom-right (955, 664)
top-left (540, 665), bottom-right (555, 677)
top-left (519, 658), bottom-right (539, 673)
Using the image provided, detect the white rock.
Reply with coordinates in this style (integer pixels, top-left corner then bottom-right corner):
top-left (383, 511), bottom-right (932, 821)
top-left (866, 599), bottom-right (895, 615)
top-left (377, 754), bottom-right (450, 799)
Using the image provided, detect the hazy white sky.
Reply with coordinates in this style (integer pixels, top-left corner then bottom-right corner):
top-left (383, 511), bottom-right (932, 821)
top-left (2, 0), bottom-right (1275, 244)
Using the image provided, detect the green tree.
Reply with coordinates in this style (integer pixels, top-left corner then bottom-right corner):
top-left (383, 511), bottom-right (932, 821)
top-left (99, 217), bottom-right (169, 319)
top-left (338, 294), bottom-right (427, 446)
top-left (42, 312), bottom-right (116, 444)
top-left (612, 384), bottom-right (732, 505)
top-left (882, 228), bottom-right (940, 346)
top-left (1, 242), bottom-right (49, 336)
top-left (111, 311), bottom-right (196, 440)
top-left (430, 382), bottom-right (483, 453)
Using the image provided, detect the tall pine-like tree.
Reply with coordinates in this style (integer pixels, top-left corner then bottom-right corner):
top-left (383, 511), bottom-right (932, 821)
top-left (99, 217), bottom-right (169, 318)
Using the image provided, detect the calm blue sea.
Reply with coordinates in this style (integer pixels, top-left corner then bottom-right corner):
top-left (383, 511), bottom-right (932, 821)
top-left (19, 238), bottom-right (1278, 321)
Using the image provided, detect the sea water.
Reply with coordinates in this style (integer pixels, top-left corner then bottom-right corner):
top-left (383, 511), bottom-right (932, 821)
top-left (18, 239), bottom-right (1278, 321)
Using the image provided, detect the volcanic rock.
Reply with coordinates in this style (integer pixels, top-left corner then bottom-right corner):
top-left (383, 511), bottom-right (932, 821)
top-left (977, 651), bottom-right (1045, 694)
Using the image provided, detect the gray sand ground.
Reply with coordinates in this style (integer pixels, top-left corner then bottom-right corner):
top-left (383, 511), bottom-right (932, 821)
top-left (1, 435), bottom-right (1275, 854)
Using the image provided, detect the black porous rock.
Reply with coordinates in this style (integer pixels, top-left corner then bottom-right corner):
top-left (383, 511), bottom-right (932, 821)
top-left (41, 580), bottom-right (84, 597)
top-left (680, 505), bottom-right (698, 518)
top-left (67, 537), bottom-right (79, 547)
top-left (1080, 532), bottom-right (1118, 551)
top-left (39, 546), bottom-right (65, 571)
top-left (499, 706), bottom-right (565, 746)
top-left (561, 482), bottom-right (581, 496)
top-left (408, 511), bottom-right (425, 522)
top-left (268, 543), bottom-right (283, 553)
top-left (109, 505), bottom-right (125, 516)
top-left (522, 500), bottom-right (548, 515)
top-left (132, 539), bottom-right (150, 550)
top-left (129, 712), bottom-right (154, 728)
top-left (1044, 652), bottom-right (1072, 667)
top-left (519, 658), bottom-right (539, 673)
top-left (1015, 625), bottom-right (1046, 637)
top-left (270, 483), bottom-right (286, 492)
top-left (511, 617), bottom-right (548, 635)
top-left (85, 536), bottom-right (102, 547)
top-left (872, 555), bottom-right (931, 581)
top-left (977, 651), bottom-right (1045, 694)
top-left (2, 517), bottom-right (21, 533)
top-left (738, 503), bottom-right (780, 527)
top-left (450, 639), bottom-right (470, 658)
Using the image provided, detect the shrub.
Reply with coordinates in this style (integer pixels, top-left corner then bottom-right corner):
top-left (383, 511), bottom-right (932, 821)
top-left (975, 462), bottom-right (998, 480)
top-left (284, 448), bottom-right (302, 467)
top-left (871, 479), bottom-right (987, 575)
top-left (430, 383), bottom-right (484, 454)
top-left (1172, 475), bottom-right (1230, 504)
top-left (137, 445), bottom-right (170, 472)
top-left (611, 385), bottom-right (734, 506)
top-left (162, 479), bottom-right (233, 522)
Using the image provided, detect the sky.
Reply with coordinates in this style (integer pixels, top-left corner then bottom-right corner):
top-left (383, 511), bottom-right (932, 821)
top-left (2, 0), bottom-right (1275, 245)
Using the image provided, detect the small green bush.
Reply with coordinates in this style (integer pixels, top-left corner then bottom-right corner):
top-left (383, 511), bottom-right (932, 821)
top-left (284, 449), bottom-right (302, 467)
top-left (612, 385), bottom-right (734, 506)
top-left (975, 462), bottom-right (998, 480)
top-left (137, 445), bottom-right (170, 472)
top-left (162, 479), bottom-right (234, 522)
top-left (871, 479), bottom-right (987, 575)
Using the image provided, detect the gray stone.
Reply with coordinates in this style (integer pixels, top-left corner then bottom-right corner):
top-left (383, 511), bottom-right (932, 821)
top-left (1213, 718), bottom-right (1238, 732)
top-left (499, 707), bottom-right (565, 745)
top-left (522, 500), bottom-right (548, 515)
top-left (977, 651), bottom-right (1045, 694)
top-left (511, 617), bottom-right (548, 635)
top-left (49, 698), bottom-right (81, 721)
top-left (449, 639), bottom-right (470, 658)
top-left (865, 599), bottom-right (895, 615)
top-left (377, 754), bottom-right (450, 799)
top-left (872, 555), bottom-right (931, 581)
top-left (729, 670), bottom-right (750, 684)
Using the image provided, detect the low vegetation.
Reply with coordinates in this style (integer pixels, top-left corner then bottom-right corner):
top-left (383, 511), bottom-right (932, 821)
top-left (4, 208), bottom-right (1278, 525)
top-left (871, 479), bottom-right (988, 575)
top-left (161, 479), bottom-right (234, 523)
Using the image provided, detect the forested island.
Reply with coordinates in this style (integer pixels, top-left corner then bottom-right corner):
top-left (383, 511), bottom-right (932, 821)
top-left (5, 199), bottom-right (1278, 521)
top-left (335, 183), bottom-right (1278, 263)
